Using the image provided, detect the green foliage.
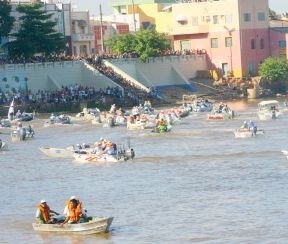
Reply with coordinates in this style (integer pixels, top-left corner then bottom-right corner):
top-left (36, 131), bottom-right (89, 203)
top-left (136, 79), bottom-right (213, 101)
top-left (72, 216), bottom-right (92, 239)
top-left (269, 8), bottom-right (277, 20)
top-left (6, 2), bottom-right (65, 58)
top-left (259, 57), bottom-right (288, 93)
top-left (105, 26), bottom-right (171, 61)
top-left (0, 0), bottom-right (15, 38)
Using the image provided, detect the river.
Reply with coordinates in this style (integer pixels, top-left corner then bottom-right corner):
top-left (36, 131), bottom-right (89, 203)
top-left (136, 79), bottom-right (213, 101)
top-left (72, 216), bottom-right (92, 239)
top-left (1, 99), bottom-right (288, 244)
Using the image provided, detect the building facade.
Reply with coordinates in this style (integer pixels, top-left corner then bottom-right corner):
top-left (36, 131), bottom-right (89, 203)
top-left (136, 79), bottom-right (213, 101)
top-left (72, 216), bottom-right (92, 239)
top-left (91, 19), bottom-right (129, 54)
top-left (107, 0), bottom-right (288, 78)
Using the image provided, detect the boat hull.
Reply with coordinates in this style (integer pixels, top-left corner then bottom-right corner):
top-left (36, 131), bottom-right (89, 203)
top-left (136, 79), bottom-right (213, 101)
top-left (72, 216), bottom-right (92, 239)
top-left (39, 147), bottom-right (74, 158)
top-left (234, 129), bottom-right (264, 138)
top-left (73, 149), bottom-right (134, 163)
top-left (32, 217), bottom-right (113, 235)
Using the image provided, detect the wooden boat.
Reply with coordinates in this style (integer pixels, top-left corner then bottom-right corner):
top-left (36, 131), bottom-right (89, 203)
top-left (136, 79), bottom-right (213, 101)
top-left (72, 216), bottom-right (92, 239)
top-left (234, 128), bottom-right (264, 138)
top-left (257, 100), bottom-right (282, 120)
top-left (32, 216), bottom-right (113, 235)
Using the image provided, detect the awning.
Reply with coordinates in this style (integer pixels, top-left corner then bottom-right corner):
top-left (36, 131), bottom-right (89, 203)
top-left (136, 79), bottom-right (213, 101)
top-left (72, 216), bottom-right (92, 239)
top-left (162, 5), bottom-right (172, 11)
top-left (176, 15), bottom-right (187, 22)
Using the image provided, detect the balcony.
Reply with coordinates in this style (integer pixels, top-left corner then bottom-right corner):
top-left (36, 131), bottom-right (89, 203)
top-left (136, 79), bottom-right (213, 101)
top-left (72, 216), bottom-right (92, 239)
top-left (71, 33), bottom-right (94, 42)
top-left (169, 25), bottom-right (209, 35)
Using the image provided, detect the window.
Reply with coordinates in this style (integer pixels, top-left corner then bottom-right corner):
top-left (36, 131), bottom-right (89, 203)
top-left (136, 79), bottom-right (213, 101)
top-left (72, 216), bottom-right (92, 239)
top-left (142, 22), bottom-right (151, 29)
top-left (211, 38), bottom-right (218, 48)
top-left (191, 16), bottom-right (198, 26)
top-left (213, 15), bottom-right (218, 24)
top-left (225, 37), bottom-right (232, 47)
top-left (225, 14), bottom-right (232, 23)
top-left (279, 40), bottom-right (286, 48)
top-left (244, 13), bottom-right (251, 22)
top-left (258, 12), bottom-right (265, 21)
top-left (260, 38), bottom-right (264, 49)
top-left (205, 16), bottom-right (211, 23)
top-left (251, 39), bottom-right (255, 49)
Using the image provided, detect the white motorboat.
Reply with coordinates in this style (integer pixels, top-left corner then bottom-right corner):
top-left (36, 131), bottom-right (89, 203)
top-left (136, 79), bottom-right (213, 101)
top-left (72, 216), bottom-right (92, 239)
top-left (234, 128), bottom-right (264, 138)
top-left (257, 100), bottom-right (282, 120)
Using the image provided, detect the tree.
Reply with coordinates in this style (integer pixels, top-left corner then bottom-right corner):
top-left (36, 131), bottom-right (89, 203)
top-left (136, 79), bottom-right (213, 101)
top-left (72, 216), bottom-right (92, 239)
top-left (269, 8), bottom-right (277, 20)
top-left (105, 26), bottom-right (171, 61)
top-left (6, 2), bottom-right (65, 59)
top-left (258, 57), bottom-right (288, 93)
top-left (0, 0), bottom-right (15, 39)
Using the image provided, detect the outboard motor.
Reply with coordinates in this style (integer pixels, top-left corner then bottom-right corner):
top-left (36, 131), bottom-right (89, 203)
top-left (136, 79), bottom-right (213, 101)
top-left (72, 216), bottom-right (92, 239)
top-left (130, 148), bottom-right (135, 159)
top-left (252, 126), bottom-right (257, 136)
top-left (19, 128), bottom-right (26, 141)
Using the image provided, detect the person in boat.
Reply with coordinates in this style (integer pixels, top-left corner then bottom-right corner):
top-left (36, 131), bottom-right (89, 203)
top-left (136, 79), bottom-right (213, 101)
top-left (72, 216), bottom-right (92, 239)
top-left (104, 141), bottom-right (117, 155)
top-left (248, 120), bottom-right (255, 130)
top-left (62, 196), bottom-right (87, 225)
top-left (93, 141), bottom-right (103, 153)
top-left (35, 200), bottom-right (59, 224)
top-left (27, 124), bottom-right (35, 137)
top-left (15, 110), bottom-right (21, 118)
top-left (248, 120), bottom-right (257, 135)
top-left (241, 121), bottom-right (248, 129)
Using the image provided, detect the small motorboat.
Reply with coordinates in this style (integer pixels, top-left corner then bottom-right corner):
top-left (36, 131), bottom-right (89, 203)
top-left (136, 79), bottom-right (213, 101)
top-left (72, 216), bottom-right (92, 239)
top-left (39, 143), bottom-right (95, 158)
top-left (234, 128), bottom-right (264, 138)
top-left (0, 141), bottom-right (8, 151)
top-left (257, 100), bottom-right (282, 120)
top-left (73, 148), bottom-right (135, 163)
top-left (32, 216), bottom-right (113, 235)
top-left (39, 147), bottom-right (75, 158)
top-left (11, 125), bottom-right (35, 142)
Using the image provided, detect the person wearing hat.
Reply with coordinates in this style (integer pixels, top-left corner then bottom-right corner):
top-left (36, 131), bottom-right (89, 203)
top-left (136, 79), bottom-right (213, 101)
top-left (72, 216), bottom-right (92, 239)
top-left (35, 200), bottom-right (59, 224)
top-left (62, 197), bottom-right (87, 225)
top-left (63, 196), bottom-right (83, 218)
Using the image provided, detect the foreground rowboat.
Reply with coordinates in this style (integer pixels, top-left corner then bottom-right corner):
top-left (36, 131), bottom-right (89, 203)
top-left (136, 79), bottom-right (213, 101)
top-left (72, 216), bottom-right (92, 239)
top-left (32, 216), bottom-right (113, 235)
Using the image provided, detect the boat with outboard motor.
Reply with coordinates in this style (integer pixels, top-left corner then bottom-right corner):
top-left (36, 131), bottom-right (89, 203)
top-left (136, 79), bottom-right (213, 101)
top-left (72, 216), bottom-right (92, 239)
top-left (32, 216), bottom-right (113, 235)
top-left (73, 147), bottom-right (135, 163)
top-left (0, 140), bottom-right (8, 151)
top-left (49, 114), bottom-right (71, 124)
top-left (234, 128), bottom-right (264, 138)
top-left (257, 100), bottom-right (282, 120)
top-left (39, 143), bottom-right (93, 158)
top-left (11, 124), bottom-right (35, 142)
top-left (234, 120), bottom-right (264, 138)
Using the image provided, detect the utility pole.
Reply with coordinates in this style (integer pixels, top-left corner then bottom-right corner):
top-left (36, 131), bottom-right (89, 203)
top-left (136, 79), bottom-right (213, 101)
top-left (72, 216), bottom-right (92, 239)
top-left (100, 4), bottom-right (104, 53)
top-left (132, 0), bottom-right (136, 32)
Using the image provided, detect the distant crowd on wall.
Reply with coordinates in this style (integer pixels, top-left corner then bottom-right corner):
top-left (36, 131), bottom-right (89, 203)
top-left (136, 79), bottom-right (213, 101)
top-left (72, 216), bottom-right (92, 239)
top-left (0, 48), bottom-right (206, 65)
top-left (0, 84), bottom-right (123, 107)
top-left (0, 48), bottom-right (204, 112)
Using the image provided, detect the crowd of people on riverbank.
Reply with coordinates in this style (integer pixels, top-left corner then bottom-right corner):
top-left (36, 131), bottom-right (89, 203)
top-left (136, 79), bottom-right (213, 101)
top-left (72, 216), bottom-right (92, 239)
top-left (0, 52), bottom-right (180, 114)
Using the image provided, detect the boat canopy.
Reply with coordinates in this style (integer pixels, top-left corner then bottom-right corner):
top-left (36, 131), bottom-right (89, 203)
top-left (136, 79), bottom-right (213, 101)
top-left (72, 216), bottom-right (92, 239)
top-left (258, 100), bottom-right (279, 107)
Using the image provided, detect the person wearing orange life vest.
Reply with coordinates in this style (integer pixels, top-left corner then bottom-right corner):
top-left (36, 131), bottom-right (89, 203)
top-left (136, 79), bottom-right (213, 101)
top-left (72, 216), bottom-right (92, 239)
top-left (35, 200), bottom-right (59, 224)
top-left (62, 196), bottom-right (87, 225)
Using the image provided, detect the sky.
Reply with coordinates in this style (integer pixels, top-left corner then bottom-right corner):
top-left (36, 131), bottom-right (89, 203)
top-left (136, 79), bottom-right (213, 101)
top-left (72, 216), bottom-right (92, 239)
top-left (67, 0), bottom-right (288, 16)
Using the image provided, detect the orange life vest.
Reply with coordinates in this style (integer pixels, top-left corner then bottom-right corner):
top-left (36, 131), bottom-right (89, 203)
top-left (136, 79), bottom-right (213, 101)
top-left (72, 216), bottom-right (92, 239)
top-left (38, 203), bottom-right (50, 222)
top-left (67, 200), bottom-right (82, 222)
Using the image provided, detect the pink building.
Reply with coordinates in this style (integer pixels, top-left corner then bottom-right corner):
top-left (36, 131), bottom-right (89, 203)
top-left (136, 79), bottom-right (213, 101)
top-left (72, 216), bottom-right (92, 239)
top-left (169, 0), bottom-right (271, 77)
top-left (269, 19), bottom-right (288, 59)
